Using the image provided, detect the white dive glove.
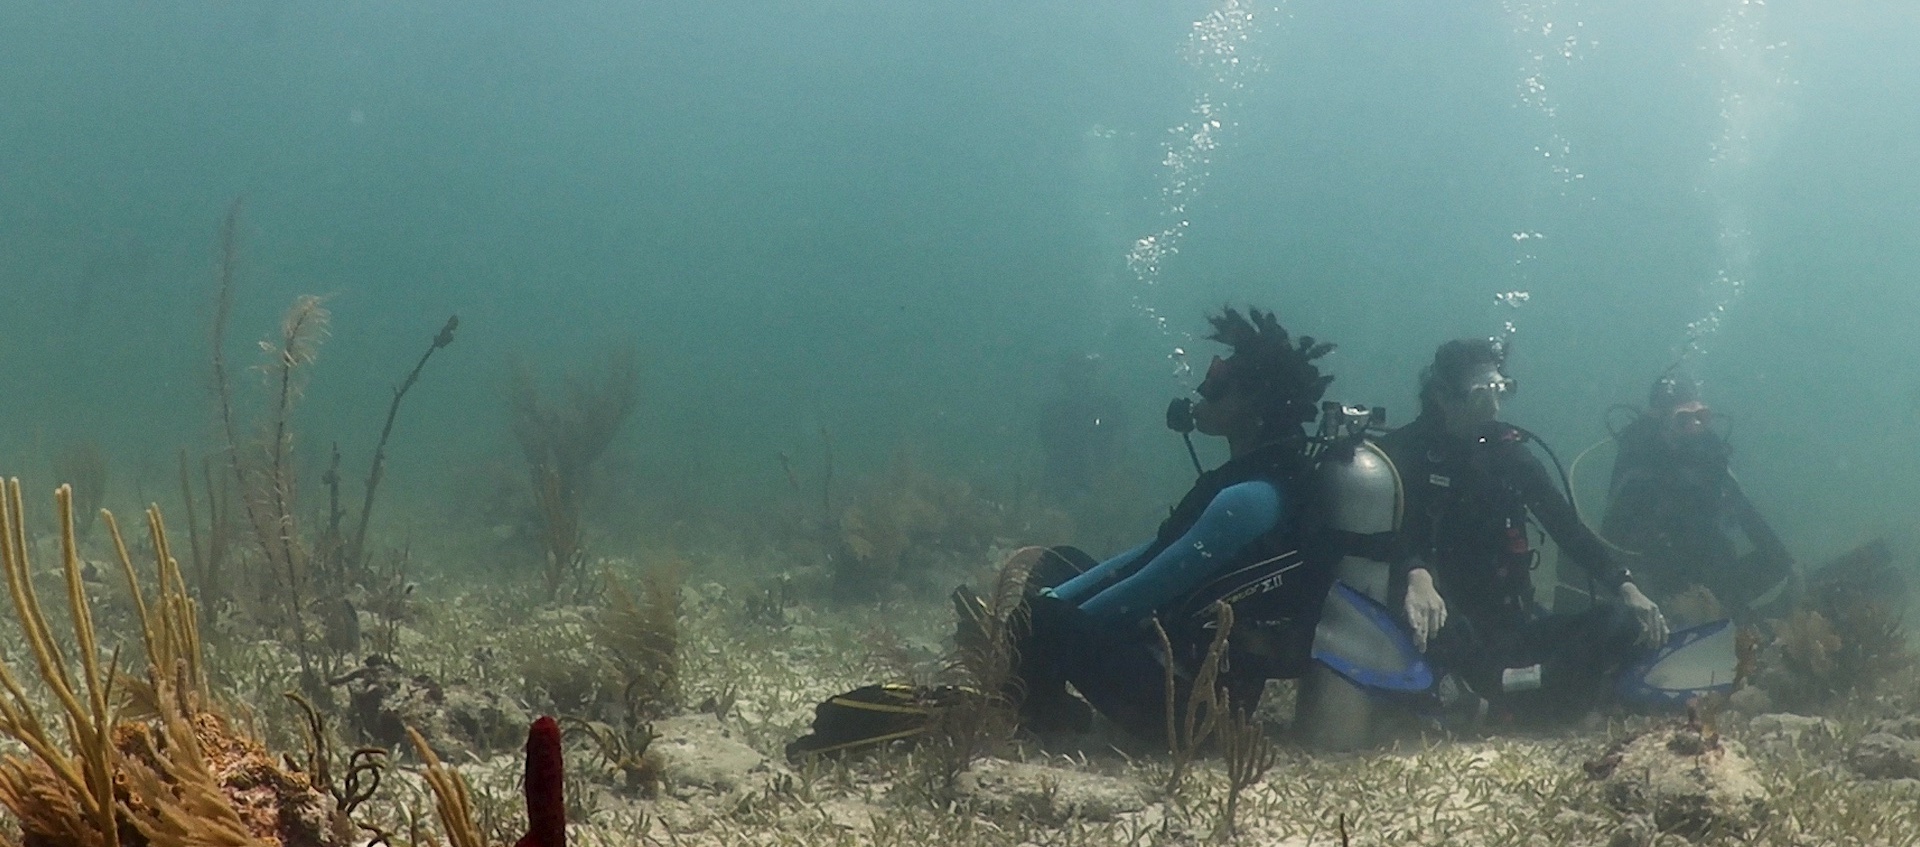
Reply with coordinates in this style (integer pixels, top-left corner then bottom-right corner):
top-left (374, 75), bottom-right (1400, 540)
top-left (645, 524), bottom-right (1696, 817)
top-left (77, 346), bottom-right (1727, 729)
top-left (1403, 568), bottom-right (1448, 652)
top-left (1618, 582), bottom-right (1669, 648)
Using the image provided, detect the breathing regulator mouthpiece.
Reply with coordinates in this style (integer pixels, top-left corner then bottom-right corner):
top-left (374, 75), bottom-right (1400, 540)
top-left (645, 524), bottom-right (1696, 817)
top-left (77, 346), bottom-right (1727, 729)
top-left (1166, 397), bottom-right (1196, 434)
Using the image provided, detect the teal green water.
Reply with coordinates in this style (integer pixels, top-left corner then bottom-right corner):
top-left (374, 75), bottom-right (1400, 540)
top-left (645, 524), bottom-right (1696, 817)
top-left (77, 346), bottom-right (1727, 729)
top-left (1, 1), bottom-right (1915, 564)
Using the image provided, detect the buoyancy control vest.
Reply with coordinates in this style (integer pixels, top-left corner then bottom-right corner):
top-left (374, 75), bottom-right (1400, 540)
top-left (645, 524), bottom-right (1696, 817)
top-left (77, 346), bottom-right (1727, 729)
top-left (1384, 417), bottom-right (1541, 631)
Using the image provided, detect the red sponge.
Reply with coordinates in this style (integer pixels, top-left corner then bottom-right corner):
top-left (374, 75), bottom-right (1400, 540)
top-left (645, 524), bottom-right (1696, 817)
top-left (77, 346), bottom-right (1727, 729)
top-left (514, 716), bottom-right (566, 847)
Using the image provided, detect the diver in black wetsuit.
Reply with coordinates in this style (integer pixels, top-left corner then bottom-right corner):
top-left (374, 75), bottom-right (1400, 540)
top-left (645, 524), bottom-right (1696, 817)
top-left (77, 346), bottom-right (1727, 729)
top-left (1601, 373), bottom-right (1794, 621)
top-left (1007, 306), bottom-right (1377, 743)
top-left (1382, 339), bottom-right (1668, 726)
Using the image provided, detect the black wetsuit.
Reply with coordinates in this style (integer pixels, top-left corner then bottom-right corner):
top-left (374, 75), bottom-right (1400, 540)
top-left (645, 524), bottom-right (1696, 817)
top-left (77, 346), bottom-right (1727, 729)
top-left (1602, 418), bottom-right (1792, 616)
top-left (1380, 415), bottom-right (1642, 722)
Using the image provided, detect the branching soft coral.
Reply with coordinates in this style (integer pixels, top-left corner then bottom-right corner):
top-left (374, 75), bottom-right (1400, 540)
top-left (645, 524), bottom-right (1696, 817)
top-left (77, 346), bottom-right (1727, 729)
top-left (0, 480), bottom-right (345, 847)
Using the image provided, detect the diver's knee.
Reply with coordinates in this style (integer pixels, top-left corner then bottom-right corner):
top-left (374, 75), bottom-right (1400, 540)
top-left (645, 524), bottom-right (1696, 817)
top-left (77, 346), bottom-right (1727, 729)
top-left (1594, 604), bottom-right (1645, 650)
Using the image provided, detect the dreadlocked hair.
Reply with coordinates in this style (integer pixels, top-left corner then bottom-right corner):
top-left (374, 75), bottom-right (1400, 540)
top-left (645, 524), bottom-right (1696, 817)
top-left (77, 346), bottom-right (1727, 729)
top-left (1206, 306), bottom-right (1336, 436)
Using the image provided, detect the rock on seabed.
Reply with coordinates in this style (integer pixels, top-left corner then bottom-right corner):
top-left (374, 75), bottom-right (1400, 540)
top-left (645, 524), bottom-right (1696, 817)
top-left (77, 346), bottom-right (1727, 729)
top-left (1847, 717), bottom-right (1920, 780)
top-left (1591, 725), bottom-right (1769, 839)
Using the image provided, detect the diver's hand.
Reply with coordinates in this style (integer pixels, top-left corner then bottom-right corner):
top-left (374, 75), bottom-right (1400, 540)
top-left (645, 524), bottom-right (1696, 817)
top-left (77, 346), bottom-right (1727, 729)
top-left (1403, 568), bottom-right (1448, 652)
top-left (1618, 582), bottom-right (1669, 647)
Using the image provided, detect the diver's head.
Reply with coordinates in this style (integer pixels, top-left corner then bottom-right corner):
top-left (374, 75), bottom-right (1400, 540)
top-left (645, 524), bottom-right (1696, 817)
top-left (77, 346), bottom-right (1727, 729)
top-left (1648, 370), bottom-right (1701, 414)
top-left (1419, 337), bottom-right (1516, 438)
top-left (1647, 370), bottom-right (1712, 444)
top-left (1663, 401), bottom-right (1714, 443)
top-left (1189, 306), bottom-right (1335, 449)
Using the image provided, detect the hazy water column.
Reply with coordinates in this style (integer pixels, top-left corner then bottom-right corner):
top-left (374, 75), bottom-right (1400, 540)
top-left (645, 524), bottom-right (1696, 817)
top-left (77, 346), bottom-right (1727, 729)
top-left (1123, 0), bottom-right (1269, 379)
top-left (1683, 0), bottom-right (1792, 366)
top-left (1497, 0), bottom-right (1593, 341)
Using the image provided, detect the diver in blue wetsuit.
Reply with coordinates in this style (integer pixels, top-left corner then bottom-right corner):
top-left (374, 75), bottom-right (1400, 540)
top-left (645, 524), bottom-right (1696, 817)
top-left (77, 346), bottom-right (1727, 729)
top-left (787, 307), bottom-right (1403, 759)
top-left (1007, 306), bottom-right (1363, 743)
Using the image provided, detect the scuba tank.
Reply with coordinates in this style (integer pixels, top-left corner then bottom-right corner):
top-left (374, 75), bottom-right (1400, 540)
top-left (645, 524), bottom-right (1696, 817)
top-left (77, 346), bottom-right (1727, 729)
top-left (1294, 402), bottom-right (1411, 751)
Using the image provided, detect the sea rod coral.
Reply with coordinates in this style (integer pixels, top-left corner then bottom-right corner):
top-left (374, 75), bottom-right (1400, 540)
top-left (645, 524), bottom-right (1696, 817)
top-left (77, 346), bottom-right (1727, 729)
top-left (0, 480), bottom-right (346, 847)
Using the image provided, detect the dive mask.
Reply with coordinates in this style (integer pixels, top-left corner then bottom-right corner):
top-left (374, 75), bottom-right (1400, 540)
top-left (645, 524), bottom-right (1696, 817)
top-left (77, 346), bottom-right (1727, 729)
top-left (1463, 373), bottom-right (1518, 400)
top-left (1666, 402), bottom-right (1714, 443)
top-left (1451, 366), bottom-right (1513, 427)
top-left (1196, 355), bottom-right (1233, 402)
top-left (1670, 404), bottom-right (1712, 428)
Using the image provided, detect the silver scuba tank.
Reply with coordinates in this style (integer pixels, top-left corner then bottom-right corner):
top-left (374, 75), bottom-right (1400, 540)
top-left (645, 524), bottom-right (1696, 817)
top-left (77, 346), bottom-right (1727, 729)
top-left (1295, 431), bottom-right (1404, 751)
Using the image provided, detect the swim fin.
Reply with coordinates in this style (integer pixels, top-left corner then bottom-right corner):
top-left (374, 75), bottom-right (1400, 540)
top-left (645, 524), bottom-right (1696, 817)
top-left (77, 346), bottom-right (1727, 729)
top-left (785, 683), bottom-right (979, 762)
top-left (1310, 581), bottom-right (1434, 694)
top-left (1616, 619), bottom-right (1739, 710)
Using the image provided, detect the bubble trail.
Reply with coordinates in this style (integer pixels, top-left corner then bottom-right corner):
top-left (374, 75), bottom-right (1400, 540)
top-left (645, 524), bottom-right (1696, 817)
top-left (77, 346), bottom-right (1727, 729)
top-left (1124, 0), bottom-right (1271, 380)
top-left (1683, 0), bottom-right (1791, 366)
top-left (1498, 0), bottom-right (1592, 341)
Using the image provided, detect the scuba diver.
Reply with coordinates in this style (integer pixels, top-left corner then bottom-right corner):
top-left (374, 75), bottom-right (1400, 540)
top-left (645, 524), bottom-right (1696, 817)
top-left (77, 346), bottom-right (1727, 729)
top-left (1008, 306), bottom-right (1343, 742)
top-left (1600, 371), bottom-right (1794, 621)
top-left (1381, 338), bottom-right (1668, 728)
top-left (787, 306), bottom-right (1406, 757)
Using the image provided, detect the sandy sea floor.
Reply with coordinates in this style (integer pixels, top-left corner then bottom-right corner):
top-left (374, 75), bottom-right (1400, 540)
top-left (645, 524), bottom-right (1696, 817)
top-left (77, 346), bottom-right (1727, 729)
top-left (2, 500), bottom-right (1917, 847)
top-left (233, 545), bottom-right (1920, 847)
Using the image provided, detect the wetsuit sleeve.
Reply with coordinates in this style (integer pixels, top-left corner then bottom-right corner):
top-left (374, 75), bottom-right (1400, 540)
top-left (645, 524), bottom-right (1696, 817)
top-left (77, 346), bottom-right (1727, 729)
top-left (1389, 514), bottom-right (1434, 583)
top-left (1077, 481), bottom-right (1284, 622)
top-left (1048, 541), bottom-right (1152, 604)
top-left (1510, 447), bottom-right (1631, 589)
top-left (1725, 474), bottom-right (1793, 573)
top-left (1598, 466), bottom-right (1661, 555)
top-left (1376, 430), bottom-right (1432, 583)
